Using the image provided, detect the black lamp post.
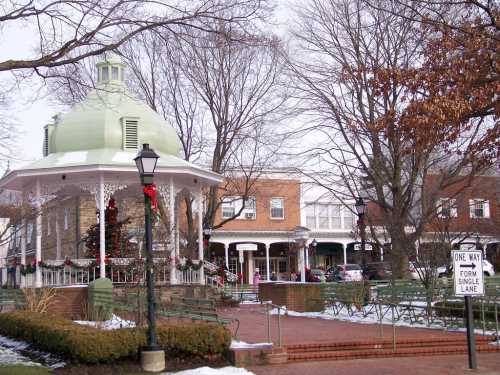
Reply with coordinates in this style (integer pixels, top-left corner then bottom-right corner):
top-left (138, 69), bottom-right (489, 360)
top-left (134, 144), bottom-right (164, 372)
top-left (355, 197), bottom-right (368, 262)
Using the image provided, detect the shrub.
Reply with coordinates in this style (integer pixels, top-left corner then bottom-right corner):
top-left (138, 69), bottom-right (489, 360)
top-left (0, 312), bottom-right (230, 363)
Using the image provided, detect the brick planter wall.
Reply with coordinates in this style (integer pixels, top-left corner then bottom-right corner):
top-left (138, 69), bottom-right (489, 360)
top-left (259, 282), bottom-right (323, 312)
top-left (47, 286), bottom-right (88, 320)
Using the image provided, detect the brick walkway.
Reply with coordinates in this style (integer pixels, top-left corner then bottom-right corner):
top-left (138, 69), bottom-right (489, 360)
top-left (247, 354), bottom-right (500, 375)
top-left (218, 304), bottom-right (471, 345)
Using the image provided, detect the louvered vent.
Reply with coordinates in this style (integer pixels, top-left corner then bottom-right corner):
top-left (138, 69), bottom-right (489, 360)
top-left (122, 118), bottom-right (139, 150)
top-left (43, 126), bottom-right (49, 156)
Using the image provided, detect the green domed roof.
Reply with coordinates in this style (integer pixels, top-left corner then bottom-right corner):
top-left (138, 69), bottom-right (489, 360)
top-left (49, 57), bottom-right (181, 156)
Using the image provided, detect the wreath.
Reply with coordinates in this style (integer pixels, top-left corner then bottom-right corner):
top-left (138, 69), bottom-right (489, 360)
top-left (176, 258), bottom-right (204, 271)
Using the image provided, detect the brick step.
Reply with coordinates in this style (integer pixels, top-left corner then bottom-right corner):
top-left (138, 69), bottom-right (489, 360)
top-left (286, 336), bottom-right (493, 353)
top-left (287, 344), bottom-right (499, 362)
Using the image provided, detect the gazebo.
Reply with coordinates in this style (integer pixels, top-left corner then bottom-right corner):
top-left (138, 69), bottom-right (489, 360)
top-left (0, 56), bottom-right (223, 288)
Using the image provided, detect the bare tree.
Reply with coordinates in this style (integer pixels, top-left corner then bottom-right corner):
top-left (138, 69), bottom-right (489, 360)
top-left (0, 0), bottom-right (269, 73)
top-left (45, 17), bottom-right (289, 258)
top-left (288, 0), bottom-right (495, 277)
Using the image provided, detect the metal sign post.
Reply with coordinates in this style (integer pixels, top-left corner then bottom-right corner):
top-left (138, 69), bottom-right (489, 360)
top-left (452, 250), bottom-right (484, 370)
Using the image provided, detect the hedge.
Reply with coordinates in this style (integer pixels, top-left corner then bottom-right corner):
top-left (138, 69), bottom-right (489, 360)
top-left (0, 312), bottom-right (231, 363)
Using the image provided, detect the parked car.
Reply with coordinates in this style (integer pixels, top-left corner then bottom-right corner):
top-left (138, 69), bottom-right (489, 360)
top-left (308, 269), bottom-right (326, 282)
top-left (437, 259), bottom-right (495, 278)
top-left (326, 264), bottom-right (363, 282)
top-left (409, 262), bottom-right (440, 280)
top-left (362, 262), bottom-right (392, 280)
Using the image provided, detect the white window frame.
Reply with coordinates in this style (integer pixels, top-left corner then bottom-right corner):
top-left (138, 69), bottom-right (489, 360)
top-left (221, 196), bottom-right (237, 219)
top-left (270, 197), bottom-right (285, 219)
top-left (330, 204), bottom-right (342, 229)
top-left (240, 196), bottom-right (256, 220)
top-left (437, 198), bottom-right (458, 218)
top-left (305, 203), bottom-right (316, 229)
top-left (469, 198), bottom-right (490, 219)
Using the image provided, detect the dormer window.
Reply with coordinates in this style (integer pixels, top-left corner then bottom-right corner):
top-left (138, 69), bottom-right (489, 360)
top-left (101, 66), bottom-right (109, 81)
top-left (112, 66), bottom-right (119, 80)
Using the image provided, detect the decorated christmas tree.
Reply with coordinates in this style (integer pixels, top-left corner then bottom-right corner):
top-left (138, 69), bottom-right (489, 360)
top-left (84, 198), bottom-right (135, 260)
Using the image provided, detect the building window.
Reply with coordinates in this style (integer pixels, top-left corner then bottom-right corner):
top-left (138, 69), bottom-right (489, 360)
top-left (331, 204), bottom-right (341, 228)
top-left (222, 197), bottom-right (237, 219)
top-left (64, 208), bottom-right (69, 230)
top-left (26, 222), bottom-right (33, 244)
top-left (221, 196), bottom-right (256, 220)
top-left (122, 118), bottom-right (139, 150)
top-left (318, 204), bottom-right (329, 229)
top-left (270, 198), bottom-right (284, 219)
top-left (343, 206), bottom-right (355, 229)
top-left (306, 204), bottom-right (316, 229)
top-left (305, 203), bottom-right (355, 230)
top-left (469, 199), bottom-right (490, 218)
top-left (112, 66), bottom-right (119, 80)
top-left (101, 66), bottom-right (109, 81)
top-left (437, 198), bottom-right (457, 218)
top-left (15, 225), bottom-right (21, 247)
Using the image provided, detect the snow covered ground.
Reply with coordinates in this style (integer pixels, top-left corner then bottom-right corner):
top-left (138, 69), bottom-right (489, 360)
top-left (162, 367), bottom-right (256, 375)
top-left (230, 340), bottom-right (272, 349)
top-left (74, 314), bottom-right (136, 329)
top-left (269, 304), bottom-right (498, 337)
top-left (0, 335), bottom-right (65, 368)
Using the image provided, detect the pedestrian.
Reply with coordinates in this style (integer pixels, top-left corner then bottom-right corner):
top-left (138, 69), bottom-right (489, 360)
top-left (270, 272), bottom-right (277, 281)
top-left (253, 268), bottom-right (261, 285)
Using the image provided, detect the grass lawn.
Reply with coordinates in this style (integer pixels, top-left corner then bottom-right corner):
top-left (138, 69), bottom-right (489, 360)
top-left (0, 366), bottom-right (52, 375)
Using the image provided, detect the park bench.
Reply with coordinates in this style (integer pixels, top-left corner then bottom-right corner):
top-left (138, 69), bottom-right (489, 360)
top-left (159, 296), bottom-right (240, 337)
top-left (0, 288), bottom-right (25, 312)
top-left (320, 282), bottom-right (372, 317)
top-left (223, 285), bottom-right (259, 303)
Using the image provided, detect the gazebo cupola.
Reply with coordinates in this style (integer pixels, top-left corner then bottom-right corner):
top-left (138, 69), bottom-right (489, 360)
top-left (0, 55), bottom-right (223, 288)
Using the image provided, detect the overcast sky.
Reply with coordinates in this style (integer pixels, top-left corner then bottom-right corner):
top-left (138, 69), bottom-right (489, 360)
top-left (0, 1), bottom-right (294, 172)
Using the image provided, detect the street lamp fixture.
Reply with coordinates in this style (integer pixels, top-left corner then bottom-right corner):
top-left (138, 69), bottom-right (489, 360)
top-left (474, 233), bottom-right (481, 251)
top-left (310, 239), bottom-right (318, 268)
top-left (134, 143), bottom-right (159, 185)
top-left (355, 197), bottom-right (367, 216)
top-left (135, 143), bottom-right (165, 372)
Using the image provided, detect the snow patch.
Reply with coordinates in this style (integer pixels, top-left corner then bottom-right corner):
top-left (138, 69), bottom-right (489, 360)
top-left (74, 314), bottom-right (136, 330)
top-left (269, 304), bottom-right (498, 337)
top-left (0, 335), bottom-right (65, 368)
top-left (230, 340), bottom-right (272, 349)
top-left (161, 366), bottom-right (256, 375)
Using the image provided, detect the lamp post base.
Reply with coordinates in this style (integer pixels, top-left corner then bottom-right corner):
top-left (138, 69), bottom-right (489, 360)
top-left (141, 348), bottom-right (165, 372)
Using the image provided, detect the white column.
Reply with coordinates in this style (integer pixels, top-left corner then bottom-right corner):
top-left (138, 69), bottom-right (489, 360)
top-left (35, 179), bottom-right (42, 288)
top-left (343, 244), bottom-right (347, 265)
top-left (169, 178), bottom-right (177, 284)
top-left (248, 250), bottom-right (254, 284)
top-left (224, 243), bottom-right (229, 269)
top-left (265, 243), bottom-right (270, 281)
top-left (380, 244), bottom-right (384, 262)
top-left (305, 244), bottom-right (310, 269)
top-left (20, 219), bottom-right (26, 288)
top-left (300, 246), bottom-right (306, 282)
top-left (98, 175), bottom-right (106, 278)
top-left (55, 211), bottom-right (61, 260)
top-left (197, 187), bottom-right (205, 285)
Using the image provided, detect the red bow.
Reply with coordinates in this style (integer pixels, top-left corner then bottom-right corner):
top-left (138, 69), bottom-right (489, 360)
top-left (143, 184), bottom-right (158, 211)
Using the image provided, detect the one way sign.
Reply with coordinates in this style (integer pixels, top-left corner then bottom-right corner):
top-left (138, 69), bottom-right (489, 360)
top-left (452, 250), bottom-right (484, 296)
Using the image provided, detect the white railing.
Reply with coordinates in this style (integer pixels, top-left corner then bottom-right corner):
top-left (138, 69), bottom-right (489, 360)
top-left (0, 258), bottom-right (171, 287)
top-left (203, 260), bottom-right (239, 283)
top-left (176, 268), bottom-right (201, 284)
